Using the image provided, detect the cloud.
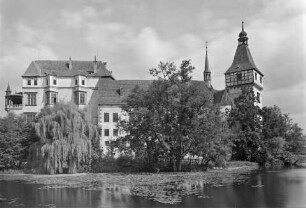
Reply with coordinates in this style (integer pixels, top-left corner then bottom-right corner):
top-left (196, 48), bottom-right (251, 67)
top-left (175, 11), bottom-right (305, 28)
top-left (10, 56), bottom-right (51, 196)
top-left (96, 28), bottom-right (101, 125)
top-left (0, 21), bottom-right (58, 117)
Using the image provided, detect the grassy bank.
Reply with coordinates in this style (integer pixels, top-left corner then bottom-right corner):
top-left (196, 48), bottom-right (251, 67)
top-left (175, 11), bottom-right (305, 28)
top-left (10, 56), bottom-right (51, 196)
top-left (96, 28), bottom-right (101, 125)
top-left (0, 161), bottom-right (258, 204)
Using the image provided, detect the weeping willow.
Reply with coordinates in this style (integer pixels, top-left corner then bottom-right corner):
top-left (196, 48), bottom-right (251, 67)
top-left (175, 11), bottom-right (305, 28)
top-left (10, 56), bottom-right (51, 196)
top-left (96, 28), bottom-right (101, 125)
top-left (29, 103), bottom-right (99, 174)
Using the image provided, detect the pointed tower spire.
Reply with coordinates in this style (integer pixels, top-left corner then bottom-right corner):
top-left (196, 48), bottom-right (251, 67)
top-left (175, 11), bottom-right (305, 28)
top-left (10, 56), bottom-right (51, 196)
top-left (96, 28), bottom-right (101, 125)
top-left (204, 41), bottom-right (212, 88)
top-left (204, 41), bottom-right (211, 73)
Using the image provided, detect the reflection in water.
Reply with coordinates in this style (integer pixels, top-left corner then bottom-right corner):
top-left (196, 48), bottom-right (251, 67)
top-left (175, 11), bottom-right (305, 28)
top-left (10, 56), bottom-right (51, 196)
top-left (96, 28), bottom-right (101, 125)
top-left (1, 168), bottom-right (306, 207)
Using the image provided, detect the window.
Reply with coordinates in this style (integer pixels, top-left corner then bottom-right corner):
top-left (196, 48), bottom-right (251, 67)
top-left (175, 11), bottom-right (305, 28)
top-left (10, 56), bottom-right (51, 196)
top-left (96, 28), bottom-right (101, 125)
top-left (104, 129), bottom-right (109, 136)
top-left (237, 73), bottom-right (242, 81)
top-left (260, 76), bottom-right (262, 84)
top-left (53, 79), bottom-right (57, 85)
top-left (46, 92), bottom-right (57, 104)
top-left (74, 91), bottom-right (86, 105)
top-left (26, 93), bottom-right (36, 106)
top-left (27, 80), bottom-right (31, 85)
top-left (113, 113), bottom-right (119, 122)
top-left (113, 129), bottom-right (118, 137)
top-left (46, 79), bottom-right (49, 86)
top-left (82, 80), bottom-right (85, 85)
top-left (104, 113), bottom-right (109, 122)
top-left (255, 73), bottom-right (258, 80)
top-left (51, 93), bottom-right (57, 104)
top-left (34, 79), bottom-right (37, 85)
top-left (257, 92), bottom-right (261, 103)
top-left (75, 80), bottom-right (78, 85)
top-left (80, 92), bottom-right (85, 104)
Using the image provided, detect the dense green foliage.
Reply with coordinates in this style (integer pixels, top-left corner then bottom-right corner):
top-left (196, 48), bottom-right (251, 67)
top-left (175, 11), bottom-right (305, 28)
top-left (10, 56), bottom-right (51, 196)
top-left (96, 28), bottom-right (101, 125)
top-left (0, 113), bottom-right (37, 170)
top-left (28, 103), bottom-right (100, 174)
top-left (229, 89), bottom-right (306, 166)
top-left (117, 60), bottom-right (231, 172)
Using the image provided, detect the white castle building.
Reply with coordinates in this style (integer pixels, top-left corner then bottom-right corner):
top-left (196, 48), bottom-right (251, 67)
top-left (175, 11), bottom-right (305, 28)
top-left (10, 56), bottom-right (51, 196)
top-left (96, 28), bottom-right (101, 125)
top-left (4, 22), bottom-right (263, 150)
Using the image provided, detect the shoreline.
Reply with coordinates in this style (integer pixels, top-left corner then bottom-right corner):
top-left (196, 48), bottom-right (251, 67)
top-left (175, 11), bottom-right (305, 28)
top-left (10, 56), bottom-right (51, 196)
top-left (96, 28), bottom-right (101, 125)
top-left (0, 163), bottom-right (259, 204)
top-left (0, 163), bottom-right (259, 187)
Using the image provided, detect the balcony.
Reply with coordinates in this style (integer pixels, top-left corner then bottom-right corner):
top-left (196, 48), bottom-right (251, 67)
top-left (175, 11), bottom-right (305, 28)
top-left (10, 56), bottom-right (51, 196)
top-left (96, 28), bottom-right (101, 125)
top-left (5, 104), bottom-right (23, 111)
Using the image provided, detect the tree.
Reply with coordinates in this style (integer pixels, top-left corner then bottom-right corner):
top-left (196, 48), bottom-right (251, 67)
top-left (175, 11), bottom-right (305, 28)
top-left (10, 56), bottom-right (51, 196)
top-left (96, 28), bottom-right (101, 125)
top-left (261, 105), bottom-right (306, 158)
top-left (228, 88), bottom-right (263, 162)
top-left (118, 60), bottom-right (228, 172)
top-left (0, 113), bottom-right (36, 170)
top-left (29, 103), bottom-right (100, 174)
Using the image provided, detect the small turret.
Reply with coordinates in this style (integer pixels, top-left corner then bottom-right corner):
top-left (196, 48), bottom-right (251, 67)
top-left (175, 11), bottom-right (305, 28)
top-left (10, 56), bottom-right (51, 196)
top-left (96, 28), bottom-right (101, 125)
top-left (6, 83), bottom-right (11, 96)
top-left (204, 41), bottom-right (212, 88)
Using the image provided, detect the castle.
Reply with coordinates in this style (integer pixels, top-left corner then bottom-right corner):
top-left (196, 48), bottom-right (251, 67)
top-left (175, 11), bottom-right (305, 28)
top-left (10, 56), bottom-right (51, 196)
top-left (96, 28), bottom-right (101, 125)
top-left (4, 22), bottom-right (263, 149)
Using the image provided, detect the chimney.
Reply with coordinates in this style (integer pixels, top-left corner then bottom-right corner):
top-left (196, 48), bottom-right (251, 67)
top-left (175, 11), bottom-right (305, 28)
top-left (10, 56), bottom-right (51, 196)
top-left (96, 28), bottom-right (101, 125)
top-left (119, 87), bottom-right (123, 96)
top-left (68, 56), bottom-right (72, 70)
top-left (93, 56), bottom-right (97, 73)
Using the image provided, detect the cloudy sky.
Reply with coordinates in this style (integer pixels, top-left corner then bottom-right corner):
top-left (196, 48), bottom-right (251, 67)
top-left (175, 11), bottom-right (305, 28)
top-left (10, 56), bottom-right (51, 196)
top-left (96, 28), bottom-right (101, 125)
top-left (0, 0), bottom-right (305, 130)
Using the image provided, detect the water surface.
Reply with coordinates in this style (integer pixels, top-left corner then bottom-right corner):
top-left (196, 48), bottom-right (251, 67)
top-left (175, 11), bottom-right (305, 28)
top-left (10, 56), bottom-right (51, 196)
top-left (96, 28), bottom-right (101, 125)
top-left (1, 168), bottom-right (306, 207)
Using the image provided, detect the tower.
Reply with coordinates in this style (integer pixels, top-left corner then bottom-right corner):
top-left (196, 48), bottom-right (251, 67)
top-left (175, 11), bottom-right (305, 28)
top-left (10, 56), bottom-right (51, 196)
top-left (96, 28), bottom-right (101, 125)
top-left (204, 41), bottom-right (212, 88)
top-left (225, 21), bottom-right (264, 108)
top-left (5, 83), bottom-right (11, 110)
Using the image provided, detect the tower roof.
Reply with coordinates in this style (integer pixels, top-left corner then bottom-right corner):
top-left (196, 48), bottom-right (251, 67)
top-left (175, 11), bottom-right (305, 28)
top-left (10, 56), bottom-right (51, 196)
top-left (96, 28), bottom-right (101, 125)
top-left (225, 22), bottom-right (263, 76)
top-left (204, 42), bottom-right (211, 73)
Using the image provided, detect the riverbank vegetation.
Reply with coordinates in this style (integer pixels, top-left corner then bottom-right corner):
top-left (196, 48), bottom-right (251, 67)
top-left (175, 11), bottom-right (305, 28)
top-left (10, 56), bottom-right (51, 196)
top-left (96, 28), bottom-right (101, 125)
top-left (0, 60), bottom-right (305, 174)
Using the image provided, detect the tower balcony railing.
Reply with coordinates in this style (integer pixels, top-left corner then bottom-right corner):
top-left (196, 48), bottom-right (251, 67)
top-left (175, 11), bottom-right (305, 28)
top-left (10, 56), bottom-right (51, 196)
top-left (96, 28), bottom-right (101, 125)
top-left (5, 104), bottom-right (23, 110)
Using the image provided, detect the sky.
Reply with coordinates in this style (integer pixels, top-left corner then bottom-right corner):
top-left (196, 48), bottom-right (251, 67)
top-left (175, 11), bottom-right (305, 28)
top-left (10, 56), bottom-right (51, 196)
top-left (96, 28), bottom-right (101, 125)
top-left (0, 0), bottom-right (305, 130)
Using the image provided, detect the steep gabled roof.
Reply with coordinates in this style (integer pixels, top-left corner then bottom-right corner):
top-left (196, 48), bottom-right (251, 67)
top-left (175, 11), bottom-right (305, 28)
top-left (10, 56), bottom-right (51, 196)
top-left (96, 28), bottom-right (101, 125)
top-left (225, 44), bottom-right (263, 75)
top-left (98, 80), bottom-right (153, 105)
top-left (22, 60), bottom-right (114, 78)
top-left (97, 80), bottom-right (214, 106)
top-left (213, 89), bottom-right (233, 106)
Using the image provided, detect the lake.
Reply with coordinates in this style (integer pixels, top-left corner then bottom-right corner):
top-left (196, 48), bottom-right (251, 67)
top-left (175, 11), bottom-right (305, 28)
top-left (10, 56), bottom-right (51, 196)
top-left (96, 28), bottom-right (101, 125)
top-left (1, 168), bottom-right (306, 207)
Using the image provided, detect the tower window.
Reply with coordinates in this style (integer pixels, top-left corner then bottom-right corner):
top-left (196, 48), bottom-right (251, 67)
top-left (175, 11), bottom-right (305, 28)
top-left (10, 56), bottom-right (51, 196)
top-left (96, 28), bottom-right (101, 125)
top-left (46, 79), bottom-right (49, 86)
top-left (34, 79), bottom-right (38, 85)
top-left (82, 80), bottom-right (85, 85)
top-left (260, 76), bottom-right (262, 84)
top-left (53, 79), bottom-right (57, 85)
top-left (104, 113), bottom-right (109, 122)
top-left (237, 73), bottom-right (242, 81)
top-left (75, 80), bottom-right (78, 85)
top-left (255, 73), bottom-right (258, 80)
top-left (27, 80), bottom-right (31, 85)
